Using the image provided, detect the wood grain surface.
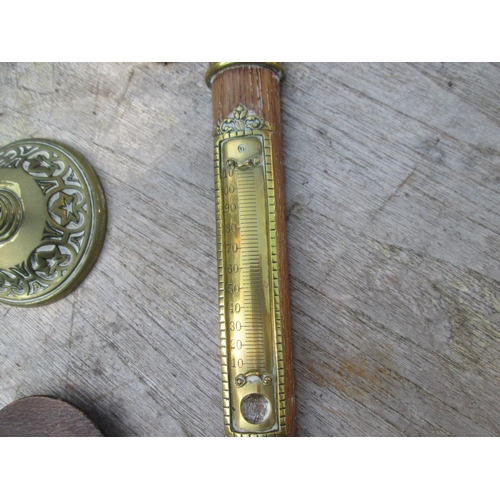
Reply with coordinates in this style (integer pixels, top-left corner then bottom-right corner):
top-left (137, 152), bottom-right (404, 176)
top-left (1, 63), bottom-right (499, 436)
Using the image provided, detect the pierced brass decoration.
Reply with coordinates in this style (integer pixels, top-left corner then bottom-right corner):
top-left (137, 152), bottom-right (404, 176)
top-left (214, 105), bottom-right (287, 436)
top-left (0, 139), bottom-right (106, 307)
top-left (214, 104), bottom-right (275, 136)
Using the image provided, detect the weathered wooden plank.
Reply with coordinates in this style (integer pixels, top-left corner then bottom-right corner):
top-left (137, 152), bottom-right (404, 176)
top-left (1, 63), bottom-right (499, 436)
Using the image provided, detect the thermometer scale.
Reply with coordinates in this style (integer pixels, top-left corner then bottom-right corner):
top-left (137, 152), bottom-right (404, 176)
top-left (207, 63), bottom-right (295, 436)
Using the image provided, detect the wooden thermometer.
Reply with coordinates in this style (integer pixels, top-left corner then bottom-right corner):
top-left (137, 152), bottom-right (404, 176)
top-left (206, 63), bottom-right (295, 436)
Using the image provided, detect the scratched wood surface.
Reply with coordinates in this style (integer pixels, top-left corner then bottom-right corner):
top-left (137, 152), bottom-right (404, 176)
top-left (1, 62), bottom-right (499, 436)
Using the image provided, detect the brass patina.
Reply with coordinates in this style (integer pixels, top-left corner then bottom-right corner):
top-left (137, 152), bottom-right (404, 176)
top-left (0, 139), bottom-right (106, 307)
top-left (214, 105), bottom-right (287, 436)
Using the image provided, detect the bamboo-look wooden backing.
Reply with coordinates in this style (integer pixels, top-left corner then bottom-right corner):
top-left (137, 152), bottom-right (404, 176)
top-left (211, 65), bottom-right (295, 436)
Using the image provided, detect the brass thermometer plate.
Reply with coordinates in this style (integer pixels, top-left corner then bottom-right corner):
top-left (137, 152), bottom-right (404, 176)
top-left (214, 105), bottom-right (286, 436)
top-left (0, 139), bottom-right (106, 307)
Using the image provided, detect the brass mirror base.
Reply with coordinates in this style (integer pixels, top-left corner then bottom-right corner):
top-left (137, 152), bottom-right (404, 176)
top-left (0, 139), bottom-right (106, 307)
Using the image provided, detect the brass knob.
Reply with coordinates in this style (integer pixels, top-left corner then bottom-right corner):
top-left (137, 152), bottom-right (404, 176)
top-left (0, 139), bottom-right (106, 307)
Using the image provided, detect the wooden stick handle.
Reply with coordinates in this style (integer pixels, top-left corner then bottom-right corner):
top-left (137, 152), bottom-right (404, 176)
top-left (208, 63), bottom-right (295, 436)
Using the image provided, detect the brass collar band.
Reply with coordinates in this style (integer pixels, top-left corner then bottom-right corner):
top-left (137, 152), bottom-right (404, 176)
top-left (205, 62), bottom-right (285, 87)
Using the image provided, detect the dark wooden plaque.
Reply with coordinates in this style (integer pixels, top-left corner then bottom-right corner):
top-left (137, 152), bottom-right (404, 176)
top-left (0, 396), bottom-right (102, 437)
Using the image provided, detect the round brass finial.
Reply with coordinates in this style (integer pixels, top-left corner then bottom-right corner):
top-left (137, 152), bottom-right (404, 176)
top-left (0, 139), bottom-right (106, 307)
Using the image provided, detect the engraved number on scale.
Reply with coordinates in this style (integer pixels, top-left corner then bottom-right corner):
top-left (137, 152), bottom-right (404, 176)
top-left (221, 135), bottom-right (278, 433)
